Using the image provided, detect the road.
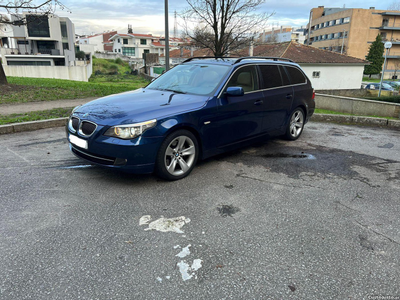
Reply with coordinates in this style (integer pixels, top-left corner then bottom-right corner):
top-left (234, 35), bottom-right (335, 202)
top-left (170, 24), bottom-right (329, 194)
top-left (1, 122), bottom-right (399, 299)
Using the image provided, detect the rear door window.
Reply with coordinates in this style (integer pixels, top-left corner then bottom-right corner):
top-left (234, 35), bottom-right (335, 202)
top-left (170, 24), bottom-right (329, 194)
top-left (259, 65), bottom-right (282, 89)
top-left (285, 66), bottom-right (307, 85)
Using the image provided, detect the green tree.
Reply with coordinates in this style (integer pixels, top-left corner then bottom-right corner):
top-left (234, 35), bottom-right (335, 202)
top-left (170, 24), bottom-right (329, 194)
top-left (364, 34), bottom-right (385, 78)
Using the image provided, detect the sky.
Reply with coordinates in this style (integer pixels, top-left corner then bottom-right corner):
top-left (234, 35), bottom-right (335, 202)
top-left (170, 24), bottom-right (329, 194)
top-left (55, 0), bottom-right (393, 36)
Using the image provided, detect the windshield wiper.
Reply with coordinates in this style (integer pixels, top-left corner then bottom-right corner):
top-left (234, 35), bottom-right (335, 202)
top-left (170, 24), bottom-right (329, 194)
top-left (163, 88), bottom-right (187, 94)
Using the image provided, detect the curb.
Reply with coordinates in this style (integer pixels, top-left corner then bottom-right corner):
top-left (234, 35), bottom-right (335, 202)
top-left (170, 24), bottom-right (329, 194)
top-left (311, 114), bottom-right (400, 128)
top-left (0, 114), bottom-right (399, 135)
top-left (0, 118), bottom-right (68, 135)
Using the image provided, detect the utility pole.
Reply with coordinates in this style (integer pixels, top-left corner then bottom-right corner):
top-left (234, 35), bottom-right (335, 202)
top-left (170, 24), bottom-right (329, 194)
top-left (164, 0), bottom-right (170, 71)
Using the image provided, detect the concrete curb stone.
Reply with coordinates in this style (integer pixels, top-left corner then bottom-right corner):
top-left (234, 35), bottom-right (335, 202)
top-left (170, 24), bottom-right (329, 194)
top-left (0, 118), bottom-right (68, 135)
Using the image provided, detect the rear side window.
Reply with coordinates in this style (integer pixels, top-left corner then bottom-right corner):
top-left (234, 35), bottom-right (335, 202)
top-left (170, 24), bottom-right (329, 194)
top-left (279, 66), bottom-right (291, 86)
top-left (259, 65), bottom-right (282, 89)
top-left (285, 66), bottom-right (307, 85)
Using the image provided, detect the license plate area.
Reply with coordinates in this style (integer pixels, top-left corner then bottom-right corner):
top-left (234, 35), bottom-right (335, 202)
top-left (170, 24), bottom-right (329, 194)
top-left (69, 134), bottom-right (88, 149)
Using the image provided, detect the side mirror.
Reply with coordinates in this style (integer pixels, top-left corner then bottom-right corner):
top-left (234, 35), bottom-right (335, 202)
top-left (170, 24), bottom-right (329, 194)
top-left (225, 87), bottom-right (244, 96)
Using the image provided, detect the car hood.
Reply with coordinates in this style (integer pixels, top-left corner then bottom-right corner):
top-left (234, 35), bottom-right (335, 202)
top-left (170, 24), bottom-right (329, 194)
top-left (73, 88), bottom-right (210, 126)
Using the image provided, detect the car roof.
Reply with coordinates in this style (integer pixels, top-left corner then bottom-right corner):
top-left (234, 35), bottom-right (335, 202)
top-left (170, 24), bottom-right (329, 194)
top-left (181, 56), bottom-right (301, 68)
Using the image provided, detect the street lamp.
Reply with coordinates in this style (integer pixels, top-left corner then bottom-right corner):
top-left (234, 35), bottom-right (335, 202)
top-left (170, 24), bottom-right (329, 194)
top-left (379, 41), bottom-right (392, 97)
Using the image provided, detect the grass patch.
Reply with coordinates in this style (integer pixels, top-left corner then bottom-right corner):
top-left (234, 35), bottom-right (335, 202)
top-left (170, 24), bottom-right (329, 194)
top-left (315, 109), bottom-right (397, 120)
top-left (0, 107), bottom-right (72, 125)
top-left (362, 77), bottom-right (380, 83)
top-left (1, 76), bottom-right (149, 104)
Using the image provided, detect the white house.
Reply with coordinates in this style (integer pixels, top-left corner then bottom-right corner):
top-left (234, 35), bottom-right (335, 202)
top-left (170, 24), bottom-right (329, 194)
top-left (109, 33), bottom-right (165, 58)
top-left (235, 41), bottom-right (367, 90)
top-left (1, 13), bottom-right (92, 81)
top-left (0, 14), bottom-right (16, 49)
top-left (78, 31), bottom-right (117, 54)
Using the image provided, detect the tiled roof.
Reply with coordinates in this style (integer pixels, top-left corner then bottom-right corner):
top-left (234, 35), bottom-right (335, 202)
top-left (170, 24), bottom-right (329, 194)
top-left (152, 41), bottom-right (165, 47)
top-left (233, 41), bottom-right (367, 64)
top-left (162, 48), bottom-right (214, 58)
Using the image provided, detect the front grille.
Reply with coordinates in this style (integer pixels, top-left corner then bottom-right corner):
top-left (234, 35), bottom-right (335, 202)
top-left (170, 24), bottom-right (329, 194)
top-left (78, 120), bottom-right (97, 137)
top-left (80, 121), bottom-right (97, 136)
top-left (71, 146), bottom-right (115, 165)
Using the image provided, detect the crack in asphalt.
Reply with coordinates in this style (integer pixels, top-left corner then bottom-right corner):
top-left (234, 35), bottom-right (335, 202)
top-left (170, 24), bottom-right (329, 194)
top-left (354, 221), bottom-right (400, 246)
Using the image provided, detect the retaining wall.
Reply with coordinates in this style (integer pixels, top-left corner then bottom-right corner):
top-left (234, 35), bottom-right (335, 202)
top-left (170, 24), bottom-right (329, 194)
top-left (315, 93), bottom-right (400, 119)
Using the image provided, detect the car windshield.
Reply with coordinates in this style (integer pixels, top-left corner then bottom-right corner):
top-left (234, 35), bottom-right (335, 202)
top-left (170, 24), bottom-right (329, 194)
top-left (382, 83), bottom-right (392, 89)
top-left (146, 64), bottom-right (231, 96)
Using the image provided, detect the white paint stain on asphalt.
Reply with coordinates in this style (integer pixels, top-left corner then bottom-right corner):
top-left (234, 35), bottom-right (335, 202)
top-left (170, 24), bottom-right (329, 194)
top-left (175, 245), bottom-right (191, 258)
top-left (61, 165), bottom-right (92, 169)
top-left (177, 259), bottom-right (203, 281)
top-left (139, 215), bottom-right (191, 233)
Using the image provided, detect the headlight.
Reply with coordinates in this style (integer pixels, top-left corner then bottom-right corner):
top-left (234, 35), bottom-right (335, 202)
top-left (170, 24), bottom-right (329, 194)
top-left (104, 119), bottom-right (157, 140)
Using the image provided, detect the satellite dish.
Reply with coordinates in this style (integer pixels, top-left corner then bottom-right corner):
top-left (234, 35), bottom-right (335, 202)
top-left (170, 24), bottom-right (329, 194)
top-left (384, 41), bottom-right (392, 49)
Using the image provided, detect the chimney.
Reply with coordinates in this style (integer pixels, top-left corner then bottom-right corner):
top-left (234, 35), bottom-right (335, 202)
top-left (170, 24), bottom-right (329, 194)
top-left (369, 7), bottom-right (375, 9)
top-left (249, 40), bottom-right (254, 57)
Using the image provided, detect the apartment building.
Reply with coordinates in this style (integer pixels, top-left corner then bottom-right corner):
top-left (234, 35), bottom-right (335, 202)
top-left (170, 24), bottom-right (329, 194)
top-left (305, 6), bottom-right (400, 78)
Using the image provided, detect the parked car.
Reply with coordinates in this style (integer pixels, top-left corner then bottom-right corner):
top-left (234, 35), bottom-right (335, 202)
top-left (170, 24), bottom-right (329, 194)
top-left (66, 57), bottom-right (315, 180)
top-left (364, 82), bottom-right (394, 91)
top-left (383, 81), bottom-right (400, 89)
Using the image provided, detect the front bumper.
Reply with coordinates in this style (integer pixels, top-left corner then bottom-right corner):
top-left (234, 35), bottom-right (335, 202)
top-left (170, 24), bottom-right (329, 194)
top-left (67, 128), bottom-right (162, 174)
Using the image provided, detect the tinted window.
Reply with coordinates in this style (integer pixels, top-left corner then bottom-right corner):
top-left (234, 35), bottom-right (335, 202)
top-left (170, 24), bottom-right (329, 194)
top-left (259, 65), bottom-right (282, 89)
top-left (27, 15), bottom-right (50, 37)
top-left (279, 66), bottom-right (290, 86)
top-left (227, 66), bottom-right (259, 93)
top-left (285, 66), bottom-right (306, 85)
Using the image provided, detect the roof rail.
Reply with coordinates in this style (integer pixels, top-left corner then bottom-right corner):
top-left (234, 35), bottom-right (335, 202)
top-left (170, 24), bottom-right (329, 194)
top-left (233, 57), bottom-right (294, 64)
top-left (182, 56), bottom-right (234, 63)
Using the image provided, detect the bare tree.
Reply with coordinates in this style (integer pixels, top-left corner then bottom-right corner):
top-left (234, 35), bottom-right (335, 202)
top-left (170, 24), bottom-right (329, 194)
top-left (388, 1), bottom-right (400, 10)
top-left (266, 33), bottom-right (277, 43)
top-left (180, 0), bottom-right (273, 57)
top-left (0, 0), bottom-right (68, 84)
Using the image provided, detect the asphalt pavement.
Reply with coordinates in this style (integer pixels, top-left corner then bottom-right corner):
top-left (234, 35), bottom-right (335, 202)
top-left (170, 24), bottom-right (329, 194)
top-left (1, 123), bottom-right (399, 299)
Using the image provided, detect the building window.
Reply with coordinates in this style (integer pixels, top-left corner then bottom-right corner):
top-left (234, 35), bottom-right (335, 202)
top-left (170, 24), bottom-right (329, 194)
top-left (312, 71), bottom-right (320, 78)
top-left (382, 19), bottom-right (389, 27)
top-left (60, 22), bottom-right (68, 38)
top-left (144, 49), bottom-right (150, 53)
top-left (118, 49), bottom-right (121, 52)
top-left (118, 39), bottom-right (120, 43)
top-left (140, 39), bottom-right (147, 45)
top-left (343, 17), bottom-right (350, 23)
top-left (324, 34), bottom-right (328, 40)
top-left (26, 15), bottom-right (50, 38)
top-left (63, 42), bottom-right (69, 50)
top-left (320, 23), bottom-right (324, 28)
top-left (122, 47), bottom-right (135, 56)
top-left (17, 40), bottom-right (29, 45)
top-left (381, 32), bottom-right (387, 40)
top-left (123, 39), bottom-right (128, 44)
top-left (8, 60), bottom-right (51, 66)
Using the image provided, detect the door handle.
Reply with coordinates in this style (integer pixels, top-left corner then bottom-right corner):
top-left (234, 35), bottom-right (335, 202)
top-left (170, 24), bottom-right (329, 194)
top-left (254, 100), bottom-right (263, 105)
top-left (286, 94), bottom-right (293, 99)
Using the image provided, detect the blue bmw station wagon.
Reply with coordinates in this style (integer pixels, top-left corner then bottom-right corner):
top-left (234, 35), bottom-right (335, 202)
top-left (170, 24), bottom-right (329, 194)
top-left (67, 57), bottom-right (315, 180)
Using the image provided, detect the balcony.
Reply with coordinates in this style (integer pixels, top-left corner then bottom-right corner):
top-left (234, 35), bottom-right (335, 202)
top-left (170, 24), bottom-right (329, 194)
top-left (385, 51), bottom-right (400, 58)
top-left (381, 12), bottom-right (400, 16)
top-left (380, 26), bottom-right (400, 30)
top-left (2, 48), bottom-right (62, 56)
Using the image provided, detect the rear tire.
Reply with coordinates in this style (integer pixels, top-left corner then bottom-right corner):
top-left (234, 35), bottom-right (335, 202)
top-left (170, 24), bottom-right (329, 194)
top-left (284, 108), bottom-right (305, 141)
top-left (155, 130), bottom-right (199, 181)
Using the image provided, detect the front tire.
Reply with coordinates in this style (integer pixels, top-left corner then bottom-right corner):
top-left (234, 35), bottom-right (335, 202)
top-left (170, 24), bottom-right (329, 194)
top-left (284, 108), bottom-right (305, 140)
top-left (155, 130), bottom-right (199, 180)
